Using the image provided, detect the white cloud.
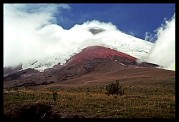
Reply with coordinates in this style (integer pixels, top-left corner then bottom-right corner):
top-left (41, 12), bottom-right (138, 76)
top-left (145, 14), bottom-right (175, 71)
top-left (4, 4), bottom-right (174, 72)
top-left (144, 32), bottom-right (156, 42)
top-left (3, 4), bottom-right (124, 68)
top-left (3, 4), bottom-right (70, 67)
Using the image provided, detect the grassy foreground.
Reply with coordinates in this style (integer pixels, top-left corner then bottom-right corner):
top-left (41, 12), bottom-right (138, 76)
top-left (3, 77), bottom-right (175, 118)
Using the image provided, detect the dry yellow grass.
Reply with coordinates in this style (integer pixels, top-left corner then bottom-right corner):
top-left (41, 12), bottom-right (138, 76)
top-left (4, 77), bottom-right (175, 118)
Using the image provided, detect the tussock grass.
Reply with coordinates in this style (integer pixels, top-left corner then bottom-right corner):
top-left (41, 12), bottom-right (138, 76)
top-left (3, 77), bottom-right (175, 118)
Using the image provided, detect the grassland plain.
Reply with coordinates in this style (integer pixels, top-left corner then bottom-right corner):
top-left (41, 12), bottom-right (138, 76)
top-left (3, 76), bottom-right (175, 119)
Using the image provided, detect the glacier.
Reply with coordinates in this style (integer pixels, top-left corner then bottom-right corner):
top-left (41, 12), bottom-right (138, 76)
top-left (22, 27), bottom-right (154, 72)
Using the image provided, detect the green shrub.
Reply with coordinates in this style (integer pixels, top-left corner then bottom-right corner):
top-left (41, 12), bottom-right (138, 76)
top-left (52, 91), bottom-right (58, 102)
top-left (105, 80), bottom-right (124, 95)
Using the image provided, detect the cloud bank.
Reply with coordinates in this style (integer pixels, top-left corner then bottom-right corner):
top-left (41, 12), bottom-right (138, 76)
top-left (4, 4), bottom-right (175, 71)
top-left (4, 4), bottom-right (70, 67)
top-left (145, 14), bottom-right (175, 71)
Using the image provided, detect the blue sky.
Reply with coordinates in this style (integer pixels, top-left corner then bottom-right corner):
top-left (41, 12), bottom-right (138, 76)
top-left (56, 3), bottom-right (175, 41)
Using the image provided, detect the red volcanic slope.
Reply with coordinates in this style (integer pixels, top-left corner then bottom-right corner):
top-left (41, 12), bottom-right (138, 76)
top-left (66, 46), bottom-right (137, 66)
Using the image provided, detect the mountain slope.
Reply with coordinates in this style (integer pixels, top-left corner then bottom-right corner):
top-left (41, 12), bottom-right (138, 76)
top-left (8, 27), bottom-right (154, 72)
top-left (4, 45), bottom-right (160, 88)
top-left (46, 46), bottom-right (158, 81)
top-left (65, 46), bottom-right (137, 66)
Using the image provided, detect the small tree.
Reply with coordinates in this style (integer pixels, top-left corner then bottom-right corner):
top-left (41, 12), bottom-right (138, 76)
top-left (52, 91), bottom-right (58, 102)
top-left (106, 80), bottom-right (124, 96)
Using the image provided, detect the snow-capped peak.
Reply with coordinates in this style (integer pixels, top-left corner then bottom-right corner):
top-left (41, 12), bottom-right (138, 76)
top-left (21, 30), bottom-right (153, 72)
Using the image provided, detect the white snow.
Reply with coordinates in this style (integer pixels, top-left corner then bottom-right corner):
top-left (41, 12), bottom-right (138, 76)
top-left (22, 27), bottom-right (154, 72)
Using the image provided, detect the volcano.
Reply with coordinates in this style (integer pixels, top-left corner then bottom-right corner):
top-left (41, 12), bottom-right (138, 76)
top-left (65, 46), bottom-right (137, 66)
top-left (4, 46), bottom-right (161, 88)
top-left (46, 46), bottom-right (158, 81)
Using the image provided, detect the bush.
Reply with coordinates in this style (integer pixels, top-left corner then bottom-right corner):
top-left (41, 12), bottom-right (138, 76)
top-left (52, 91), bottom-right (58, 102)
top-left (105, 80), bottom-right (124, 96)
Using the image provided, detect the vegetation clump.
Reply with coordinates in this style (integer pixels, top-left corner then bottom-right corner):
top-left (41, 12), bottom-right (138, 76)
top-left (52, 91), bottom-right (58, 102)
top-left (105, 80), bottom-right (124, 95)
